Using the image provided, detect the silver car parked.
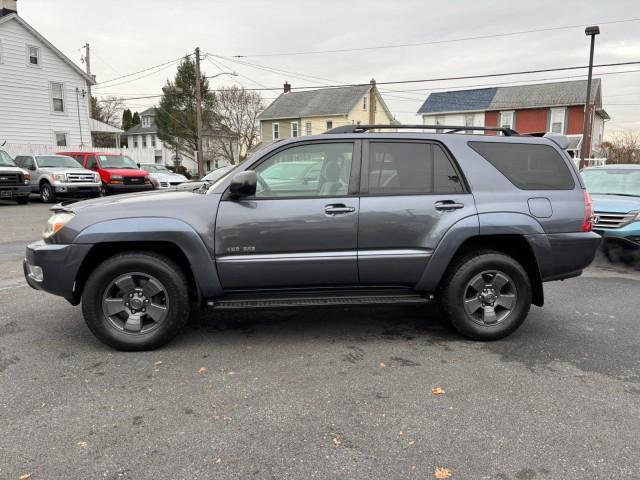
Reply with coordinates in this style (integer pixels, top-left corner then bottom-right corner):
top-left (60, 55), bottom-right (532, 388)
top-left (14, 154), bottom-right (101, 203)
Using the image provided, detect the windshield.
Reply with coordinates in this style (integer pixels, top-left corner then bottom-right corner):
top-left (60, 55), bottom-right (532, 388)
top-left (203, 165), bottom-right (234, 182)
top-left (0, 150), bottom-right (15, 167)
top-left (582, 169), bottom-right (640, 197)
top-left (141, 164), bottom-right (170, 173)
top-left (36, 155), bottom-right (82, 168)
top-left (99, 155), bottom-right (138, 169)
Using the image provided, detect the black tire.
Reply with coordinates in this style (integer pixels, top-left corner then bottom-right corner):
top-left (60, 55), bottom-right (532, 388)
top-left (99, 183), bottom-right (108, 196)
top-left (81, 252), bottom-right (191, 351)
top-left (438, 250), bottom-right (532, 341)
top-left (16, 196), bottom-right (29, 205)
top-left (40, 182), bottom-right (56, 203)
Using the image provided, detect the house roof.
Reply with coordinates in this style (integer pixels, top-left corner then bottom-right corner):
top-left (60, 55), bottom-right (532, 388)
top-left (0, 13), bottom-right (95, 85)
top-left (140, 108), bottom-right (156, 116)
top-left (258, 85), bottom-right (371, 120)
top-left (125, 122), bottom-right (157, 135)
top-left (90, 118), bottom-right (123, 134)
top-left (418, 79), bottom-right (604, 115)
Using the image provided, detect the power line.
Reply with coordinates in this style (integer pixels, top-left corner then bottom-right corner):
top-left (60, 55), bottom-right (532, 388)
top-left (94, 55), bottom-right (189, 87)
top-left (226, 17), bottom-right (640, 57)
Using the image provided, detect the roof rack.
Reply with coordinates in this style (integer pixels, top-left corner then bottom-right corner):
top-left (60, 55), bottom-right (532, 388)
top-left (324, 124), bottom-right (520, 136)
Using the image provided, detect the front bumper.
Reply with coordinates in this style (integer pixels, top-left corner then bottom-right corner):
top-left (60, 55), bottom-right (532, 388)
top-left (107, 183), bottom-right (153, 193)
top-left (23, 240), bottom-right (92, 305)
top-left (54, 183), bottom-right (101, 197)
top-left (0, 185), bottom-right (30, 199)
top-left (593, 221), bottom-right (640, 250)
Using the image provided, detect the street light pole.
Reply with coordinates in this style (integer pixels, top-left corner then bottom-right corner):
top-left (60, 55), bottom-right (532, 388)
top-left (580, 25), bottom-right (600, 169)
top-left (194, 47), bottom-right (204, 178)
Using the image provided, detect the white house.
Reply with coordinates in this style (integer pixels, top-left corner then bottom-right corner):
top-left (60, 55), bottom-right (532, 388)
top-left (124, 108), bottom-right (197, 174)
top-left (0, 0), bottom-right (95, 148)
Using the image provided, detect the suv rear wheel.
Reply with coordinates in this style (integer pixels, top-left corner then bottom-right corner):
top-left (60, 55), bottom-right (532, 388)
top-left (438, 250), bottom-right (532, 341)
top-left (82, 252), bottom-right (191, 350)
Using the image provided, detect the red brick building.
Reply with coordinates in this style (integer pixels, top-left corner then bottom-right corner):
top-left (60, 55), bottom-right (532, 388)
top-left (418, 79), bottom-right (610, 158)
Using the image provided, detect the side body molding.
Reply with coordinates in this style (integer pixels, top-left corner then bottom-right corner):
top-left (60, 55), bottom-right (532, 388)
top-left (415, 215), bottom-right (480, 291)
top-left (73, 217), bottom-right (223, 298)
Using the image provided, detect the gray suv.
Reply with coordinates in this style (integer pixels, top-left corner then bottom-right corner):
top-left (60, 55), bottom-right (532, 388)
top-left (14, 154), bottom-right (101, 203)
top-left (23, 125), bottom-right (601, 350)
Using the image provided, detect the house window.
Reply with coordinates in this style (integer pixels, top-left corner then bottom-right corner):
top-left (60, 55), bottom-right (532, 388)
top-left (499, 111), bottom-right (515, 131)
top-left (28, 46), bottom-right (40, 66)
top-left (326, 120), bottom-right (333, 130)
top-left (51, 83), bottom-right (64, 112)
top-left (305, 122), bottom-right (312, 136)
top-left (363, 96), bottom-right (367, 110)
top-left (465, 114), bottom-right (475, 134)
top-left (142, 116), bottom-right (152, 128)
top-left (291, 121), bottom-right (299, 138)
top-left (142, 136), bottom-right (147, 147)
top-left (550, 108), bottom-right (566, 134)
top-left (133, 137), bottom-right (138, 148)
top-left (272, 122), bottom-right (279, 140)
top-left (55, 132), bottom-right (68, 147)
top-left (151, 136), bottom-right (156, 147)
top-left (206, 160), bottom-right (211, 172)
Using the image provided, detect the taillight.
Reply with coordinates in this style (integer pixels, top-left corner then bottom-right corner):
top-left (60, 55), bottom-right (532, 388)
top-left (581, 190), bottom-right (593, 232)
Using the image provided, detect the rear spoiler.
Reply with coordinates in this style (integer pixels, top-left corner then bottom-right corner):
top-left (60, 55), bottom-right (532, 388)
top-left (539, 132), bottom-right (570, 150)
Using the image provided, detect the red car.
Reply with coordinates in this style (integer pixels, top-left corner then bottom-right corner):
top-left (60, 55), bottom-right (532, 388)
top-left (59, 152), bottom-right (152, 196)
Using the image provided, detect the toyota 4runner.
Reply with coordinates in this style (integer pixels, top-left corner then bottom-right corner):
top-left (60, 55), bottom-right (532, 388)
top-left (24, 125), bottom-right (601, 350)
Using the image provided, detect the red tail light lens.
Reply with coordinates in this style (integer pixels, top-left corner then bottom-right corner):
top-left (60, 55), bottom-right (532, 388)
top-left (581, 190), bottom-right (593, 232)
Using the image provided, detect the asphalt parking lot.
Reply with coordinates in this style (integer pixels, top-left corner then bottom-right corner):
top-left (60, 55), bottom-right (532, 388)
top-left (0, 200), bottom-right (639, 480)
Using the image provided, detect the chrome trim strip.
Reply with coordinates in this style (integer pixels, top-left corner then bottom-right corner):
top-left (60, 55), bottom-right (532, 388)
top-left (217, 249), bottom-right (432, 263)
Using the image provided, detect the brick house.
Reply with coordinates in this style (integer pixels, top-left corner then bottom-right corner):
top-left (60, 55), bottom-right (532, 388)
top-left (258, 80), bottom-right (396, 142)
top-left (417, 79), bottom-right (610, 158)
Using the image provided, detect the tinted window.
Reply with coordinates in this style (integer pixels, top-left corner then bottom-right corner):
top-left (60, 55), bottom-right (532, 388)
top-left (368, 142), bottom-right (463, 195)
top-left (468, 141), bottom-right (575, 190)
top-left (254, 143), bottom-right (352, 198)
top-left (86, 155), bottom-right (98, 169)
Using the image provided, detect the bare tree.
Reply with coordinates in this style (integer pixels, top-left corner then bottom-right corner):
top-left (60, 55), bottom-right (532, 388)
top-left (599, 131), bottom-right (640, 164)
top-left (214, 86), bottom-right (265, 163)
top-left (92, 96), bottom-right (125, 127)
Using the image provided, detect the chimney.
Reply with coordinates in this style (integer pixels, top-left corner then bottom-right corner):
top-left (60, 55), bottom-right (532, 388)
top-left (0, 0), bottom-right (17, 17)
top-left (283, 82), bottom-right (291, 93)
top-left (369, 78), bottom-right (377, 124)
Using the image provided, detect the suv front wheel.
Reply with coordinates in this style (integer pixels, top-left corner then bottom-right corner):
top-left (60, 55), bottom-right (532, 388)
top-left (82, 252), bottom-right (191, 350)
top-left (438, 251), bottom-right (532, 341)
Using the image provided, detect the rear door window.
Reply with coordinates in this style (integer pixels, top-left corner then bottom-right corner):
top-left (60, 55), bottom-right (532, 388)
top-left (367, 142), bottom-right (464, 195)
top-left (468, 141), bottom-right (575, 190)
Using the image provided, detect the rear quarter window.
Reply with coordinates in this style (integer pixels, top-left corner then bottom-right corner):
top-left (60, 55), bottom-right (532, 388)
top-left (468, 141), bottom-right (575, 190)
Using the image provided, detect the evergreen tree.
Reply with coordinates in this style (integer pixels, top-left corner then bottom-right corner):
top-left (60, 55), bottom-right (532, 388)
top-left (132, 111), bottom-right (141, 126)
top-left (121, 109), bottom-right (133, 131)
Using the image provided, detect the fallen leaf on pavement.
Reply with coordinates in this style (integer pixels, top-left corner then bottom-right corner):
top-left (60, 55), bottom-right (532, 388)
top-left (215, 458), bottom-right (221, 464)
top-left (198, 367), bottom-right (208, 374)
top-left (154, 361), bottom-right (163, 366)
top-left (435, 467), bottom-right (452, 478)
top-left (330, 433), bottom-right (342, 447)
top-left (379, 362), bottom-right (386, 368)
top-left (431, 387), bottom-right (445, 395)
top-left (77, 441), bottom-right (88, 448)
top-left (19, 474), bottom-right (32, 480)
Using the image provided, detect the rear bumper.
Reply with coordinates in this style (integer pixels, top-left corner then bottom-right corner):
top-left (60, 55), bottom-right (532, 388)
top-left (534, 232), bottom-right (602, 281)
top-left (107, 183), bottom-right (153, 193)
top-left (0, 185), bottom-right (30, 198)
top-left (23, 240), bottom-right (92, 305)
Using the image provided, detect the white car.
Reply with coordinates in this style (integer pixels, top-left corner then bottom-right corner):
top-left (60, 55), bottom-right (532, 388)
top-left (139, 163), bottom-right (188, 189)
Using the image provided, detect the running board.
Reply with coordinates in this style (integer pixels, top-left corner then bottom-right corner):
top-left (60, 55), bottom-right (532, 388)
top-left (208, 291), bottom-right (433, 310)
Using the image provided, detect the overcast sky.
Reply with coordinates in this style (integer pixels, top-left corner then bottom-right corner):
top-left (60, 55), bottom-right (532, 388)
top-left (19, 0), bottom-right (640, 135)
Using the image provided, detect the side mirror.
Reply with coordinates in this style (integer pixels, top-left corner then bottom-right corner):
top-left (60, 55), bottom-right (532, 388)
top-left (137, 163), bottom-right (141, 168)
top-left (229, 171), bottom-right (257, 199)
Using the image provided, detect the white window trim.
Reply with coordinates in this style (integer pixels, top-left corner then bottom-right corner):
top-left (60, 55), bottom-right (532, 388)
top-left (291, 121), bottom-right (299, 138)
top-left (272, 122), bottom-right (280, 140)
top-left (50, 82), bottom-right (65, 114)
top-left (305, 122), bottom-right (312, 136)
top-left (27, 45), bottom-right (41, 67)
top-left (499, 110), bottom-right (515, 130)
top-left (54, 131), bottom-right (68, 147)
top-left (550, 107), bottom-right (566, 134)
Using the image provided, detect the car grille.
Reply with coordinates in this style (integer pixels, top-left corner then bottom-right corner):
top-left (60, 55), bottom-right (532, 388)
top-left (159, 181), bottom-right (170, 188)
top-left (593, 211), bottom-right (637, 229)
top-left (124, 176), bottom-right (144, 185)
top-left (67, 173), bottom-right (95, 183)
top-left (0, 173), bottom-right (20, 185)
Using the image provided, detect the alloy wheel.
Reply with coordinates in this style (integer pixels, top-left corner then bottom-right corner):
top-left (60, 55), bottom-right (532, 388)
top-left (463, 270), bottom-right (517, 325)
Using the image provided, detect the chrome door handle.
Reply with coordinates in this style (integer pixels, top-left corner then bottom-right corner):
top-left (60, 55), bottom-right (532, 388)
top-left (435, 200), bottom-right (464, 211)
top-left (325, 204), bottom-right (356, 215)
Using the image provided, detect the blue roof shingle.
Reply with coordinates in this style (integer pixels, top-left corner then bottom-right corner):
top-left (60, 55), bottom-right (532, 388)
top-left (417, 87), bottom-right (497, 114)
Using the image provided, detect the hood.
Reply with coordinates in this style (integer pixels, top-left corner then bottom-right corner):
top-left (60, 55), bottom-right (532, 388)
top-left (149, 172), bottom-right (186, 182)
top-left (40, 167), bottom-right (94, 175)
top-left (0, 165), bottom-right (28, 174)
top-left (591, 194), bottom-right (640, 214)
top-left (102, 168), bottom-right (148, 177)
top-left (59, 189), bottom-right (199, 213)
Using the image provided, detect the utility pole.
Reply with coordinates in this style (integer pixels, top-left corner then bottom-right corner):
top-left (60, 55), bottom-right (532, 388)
top-left (580, 26), bottom-right (600, 169)
top-left (84, 43), bottom-right (92, 99)
top-left (194, 47), bottom-right (204, 178)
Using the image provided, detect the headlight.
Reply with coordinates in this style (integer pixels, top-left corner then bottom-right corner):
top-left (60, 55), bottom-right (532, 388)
top-left (23, 173), bottom-right (31, 184)
top-left (52, 173), bottom-right (66, 183)
top-left (634, 211), bottom-right (640, 221)
top-left (109, 175), bottom-right (123, 184)
top-left (43, 212), bottom-right (75, 239)
top-left (93, 173), bottom-right (101, 183)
